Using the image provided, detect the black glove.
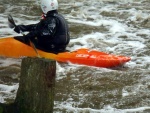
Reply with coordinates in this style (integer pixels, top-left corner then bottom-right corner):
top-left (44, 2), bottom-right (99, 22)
top-left (14, 25), bottom-right (26, 34)
top-left (25, 31), bottom-right (38, 40)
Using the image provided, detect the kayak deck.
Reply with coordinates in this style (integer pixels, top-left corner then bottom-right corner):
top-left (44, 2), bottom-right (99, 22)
top-left (0, 37), bottom-right (131, 68)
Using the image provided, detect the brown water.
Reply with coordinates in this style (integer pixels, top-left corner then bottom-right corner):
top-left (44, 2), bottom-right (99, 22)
top-left (0, 0), bottom-right (150, 112)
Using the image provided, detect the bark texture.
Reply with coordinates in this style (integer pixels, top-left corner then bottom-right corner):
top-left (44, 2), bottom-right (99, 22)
top-left (0, 57), bottom-right (56, 113)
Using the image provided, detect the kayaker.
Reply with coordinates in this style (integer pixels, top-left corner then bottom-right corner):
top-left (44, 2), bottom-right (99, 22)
top-left (14, 0), bottom-right (70, 54)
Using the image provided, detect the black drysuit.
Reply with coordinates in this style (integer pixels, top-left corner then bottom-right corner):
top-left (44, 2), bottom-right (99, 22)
top-left (14, 10), bottom-right (70, 53)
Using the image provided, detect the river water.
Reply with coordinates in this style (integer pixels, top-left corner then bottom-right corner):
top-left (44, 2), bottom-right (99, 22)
top-left (0, 0), bottom-right (150, 112)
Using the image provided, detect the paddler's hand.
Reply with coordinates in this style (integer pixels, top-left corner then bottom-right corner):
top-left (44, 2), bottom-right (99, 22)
top-left (14, 25), bottom-right (26, 34)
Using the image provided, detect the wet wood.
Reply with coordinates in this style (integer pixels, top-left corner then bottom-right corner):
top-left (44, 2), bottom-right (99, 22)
top-left (0, 57), bottom-right (56, 113)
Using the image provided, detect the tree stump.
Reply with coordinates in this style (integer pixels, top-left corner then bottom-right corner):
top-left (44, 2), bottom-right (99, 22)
top-left (0, 57), bottom-right (56, 113)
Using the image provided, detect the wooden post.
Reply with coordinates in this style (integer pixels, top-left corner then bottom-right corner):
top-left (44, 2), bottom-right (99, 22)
top-left (0, 57), bottom-right (56, 113)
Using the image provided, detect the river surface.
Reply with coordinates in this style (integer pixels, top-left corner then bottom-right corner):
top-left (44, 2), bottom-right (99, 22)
top-left (0, 0), bottom-right (150, 112)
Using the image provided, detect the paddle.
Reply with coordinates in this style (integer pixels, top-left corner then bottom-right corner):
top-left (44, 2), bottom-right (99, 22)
top-left (8, 14), bottom-right (40, 57)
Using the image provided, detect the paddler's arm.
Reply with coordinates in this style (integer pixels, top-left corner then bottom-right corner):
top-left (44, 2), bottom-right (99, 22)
top-left (14, 24), bottom-right (37, 33)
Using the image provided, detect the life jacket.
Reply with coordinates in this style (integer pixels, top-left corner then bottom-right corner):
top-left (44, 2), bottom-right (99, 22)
top-left (53, 13), bottom-right (70, 45)
top-left (37, 11), bottom-right (70, 53)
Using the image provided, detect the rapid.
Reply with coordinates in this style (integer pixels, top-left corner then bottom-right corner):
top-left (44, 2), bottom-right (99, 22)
top-left (0, 0), bottom-right (150, 112)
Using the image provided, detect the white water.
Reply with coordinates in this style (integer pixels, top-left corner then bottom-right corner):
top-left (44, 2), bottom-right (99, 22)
top-left (0, 0), bottom-right (150, 112)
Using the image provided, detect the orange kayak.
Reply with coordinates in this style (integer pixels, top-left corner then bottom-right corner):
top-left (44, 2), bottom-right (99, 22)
top-left (0, 37), bottom-right (131, 68)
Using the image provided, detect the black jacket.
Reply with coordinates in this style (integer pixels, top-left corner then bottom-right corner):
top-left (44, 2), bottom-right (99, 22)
top-left (16, 10), bottom-right (70, 53)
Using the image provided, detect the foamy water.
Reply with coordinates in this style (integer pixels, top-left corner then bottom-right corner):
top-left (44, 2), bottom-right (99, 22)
top-left (0, 0), bottom-right (150, 112)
